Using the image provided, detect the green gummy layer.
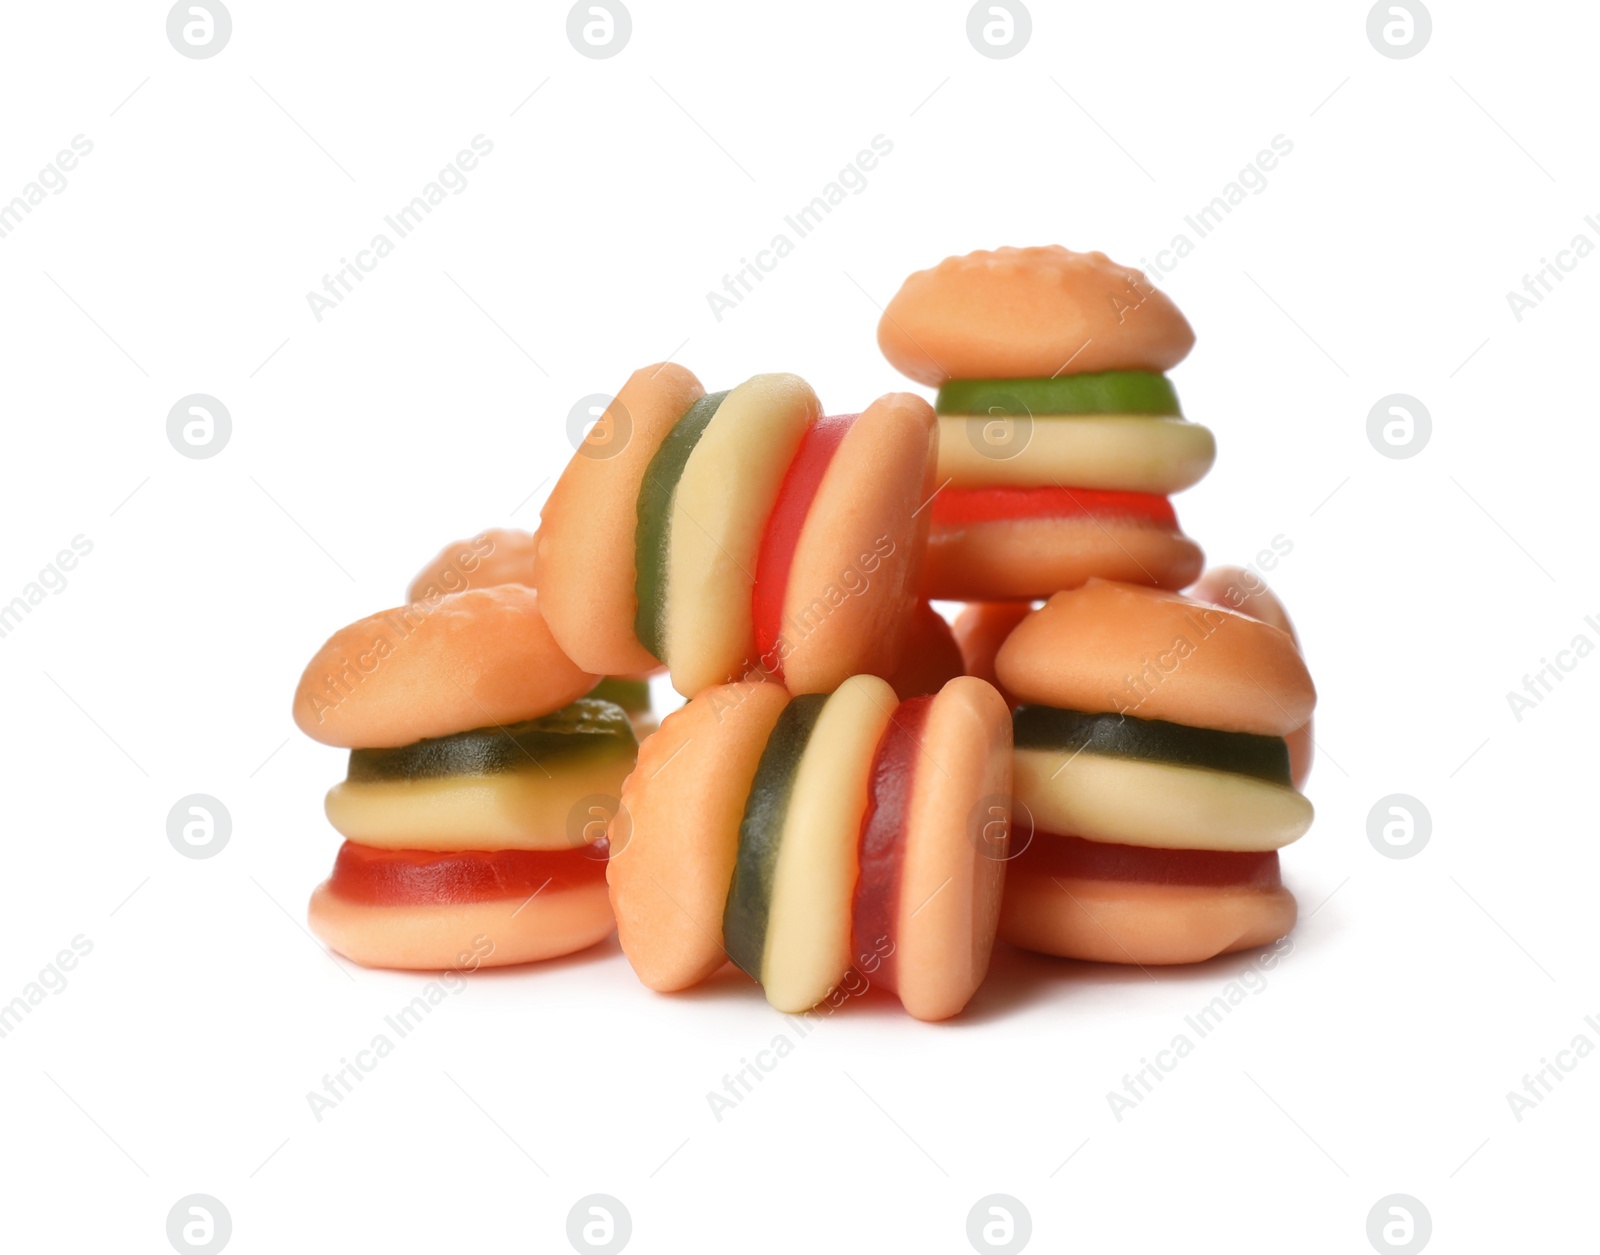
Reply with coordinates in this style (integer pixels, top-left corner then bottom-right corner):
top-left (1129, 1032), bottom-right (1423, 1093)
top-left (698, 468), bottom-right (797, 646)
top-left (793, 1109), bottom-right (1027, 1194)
top-left (587, 676), bottom-right (652, 715)
top-left (722, 694), bottom-right (827, 982)
top-left (633, 390), bottom-right (728, 661)
top-left (345, 698), bottom-right (637, 783)
top-left (1012, 706), bottom-right (1290, 786)
top-left (935, 372), bottom-right (1180, 418)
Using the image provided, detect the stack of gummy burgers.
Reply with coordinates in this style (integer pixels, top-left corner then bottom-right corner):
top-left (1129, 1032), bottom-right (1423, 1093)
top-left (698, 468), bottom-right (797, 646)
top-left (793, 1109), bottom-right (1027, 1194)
top-left (287, 246), bottom-right (1317, 1020)
top-left (877, 246), bottom-right (1316, 968)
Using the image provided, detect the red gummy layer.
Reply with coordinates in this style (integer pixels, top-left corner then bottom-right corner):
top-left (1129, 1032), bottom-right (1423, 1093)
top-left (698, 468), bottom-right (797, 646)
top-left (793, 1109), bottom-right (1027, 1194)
top-left (930, 485), bottom-right (1177, 527)
top-left (1020, 832), bottom-right (1282, 889)
top-left (326, 840), bottom-right (609, 906)
top-left (851, 695), bottom-right (934, 992)
top-left (751, 414), bottom-right (858, 676)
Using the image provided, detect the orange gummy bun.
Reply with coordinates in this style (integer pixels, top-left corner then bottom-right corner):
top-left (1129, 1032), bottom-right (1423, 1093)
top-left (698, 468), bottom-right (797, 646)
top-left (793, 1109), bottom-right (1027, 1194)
top-left (293, 585), bottom-right (596, 748)
top-left (878, 246), bottom-right (1195, 386)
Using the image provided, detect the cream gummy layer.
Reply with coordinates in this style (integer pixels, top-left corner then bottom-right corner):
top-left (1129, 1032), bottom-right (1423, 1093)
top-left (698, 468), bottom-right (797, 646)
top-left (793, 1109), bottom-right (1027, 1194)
top-left (326, 699), bottom-right (637, 850)
top-left (760, 675), bottom-right (896, 1013)
top-left (325, 750), bottom-right (635, 850)
top-left (935, 414), bottom-right (1215, 493)
top-left (663, 374), bottom-right (820, 696)
top-left (1013, 748), bottom-right (1313, 852)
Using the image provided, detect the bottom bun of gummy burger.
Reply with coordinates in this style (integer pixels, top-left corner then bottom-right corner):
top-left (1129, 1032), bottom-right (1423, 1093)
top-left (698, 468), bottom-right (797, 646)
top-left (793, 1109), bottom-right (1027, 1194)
top-left (920, 490), bottom-right (1202, 601)
top-left (997, 833), bottom-right (1296, 965)
top-left (308, 841), bottom-right (613, 969)
top-left (851, 677), bottom-right (1012, 1021)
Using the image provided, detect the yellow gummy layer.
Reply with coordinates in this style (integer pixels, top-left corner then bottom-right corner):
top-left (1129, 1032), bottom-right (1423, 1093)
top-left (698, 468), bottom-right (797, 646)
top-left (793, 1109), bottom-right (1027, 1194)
top-left (761, 675), bottom-right (896, 1012)
top-left (936, 414), bottom-right (1215, 493)
top-left (664, 373), bottom-right (820, 695)
top-left (1013, 748), bottom-right (1312, 852)
top-left (324, 749), bottom-right (635, 851)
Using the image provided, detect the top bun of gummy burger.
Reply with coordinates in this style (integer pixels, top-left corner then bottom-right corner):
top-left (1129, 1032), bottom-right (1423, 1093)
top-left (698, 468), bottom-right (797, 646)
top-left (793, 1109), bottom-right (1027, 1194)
top-left (292, 585), bottom-right (596, 748)
top-left (994, 580), bottom-right (1314, 737)
top-left (877, 246), bottom-right (1195, 386)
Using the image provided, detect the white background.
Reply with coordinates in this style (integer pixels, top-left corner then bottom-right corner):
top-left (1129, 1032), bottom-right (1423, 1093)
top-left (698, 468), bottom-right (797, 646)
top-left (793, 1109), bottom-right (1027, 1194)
top-left (0, 2), bottom-right (1593, 1251)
